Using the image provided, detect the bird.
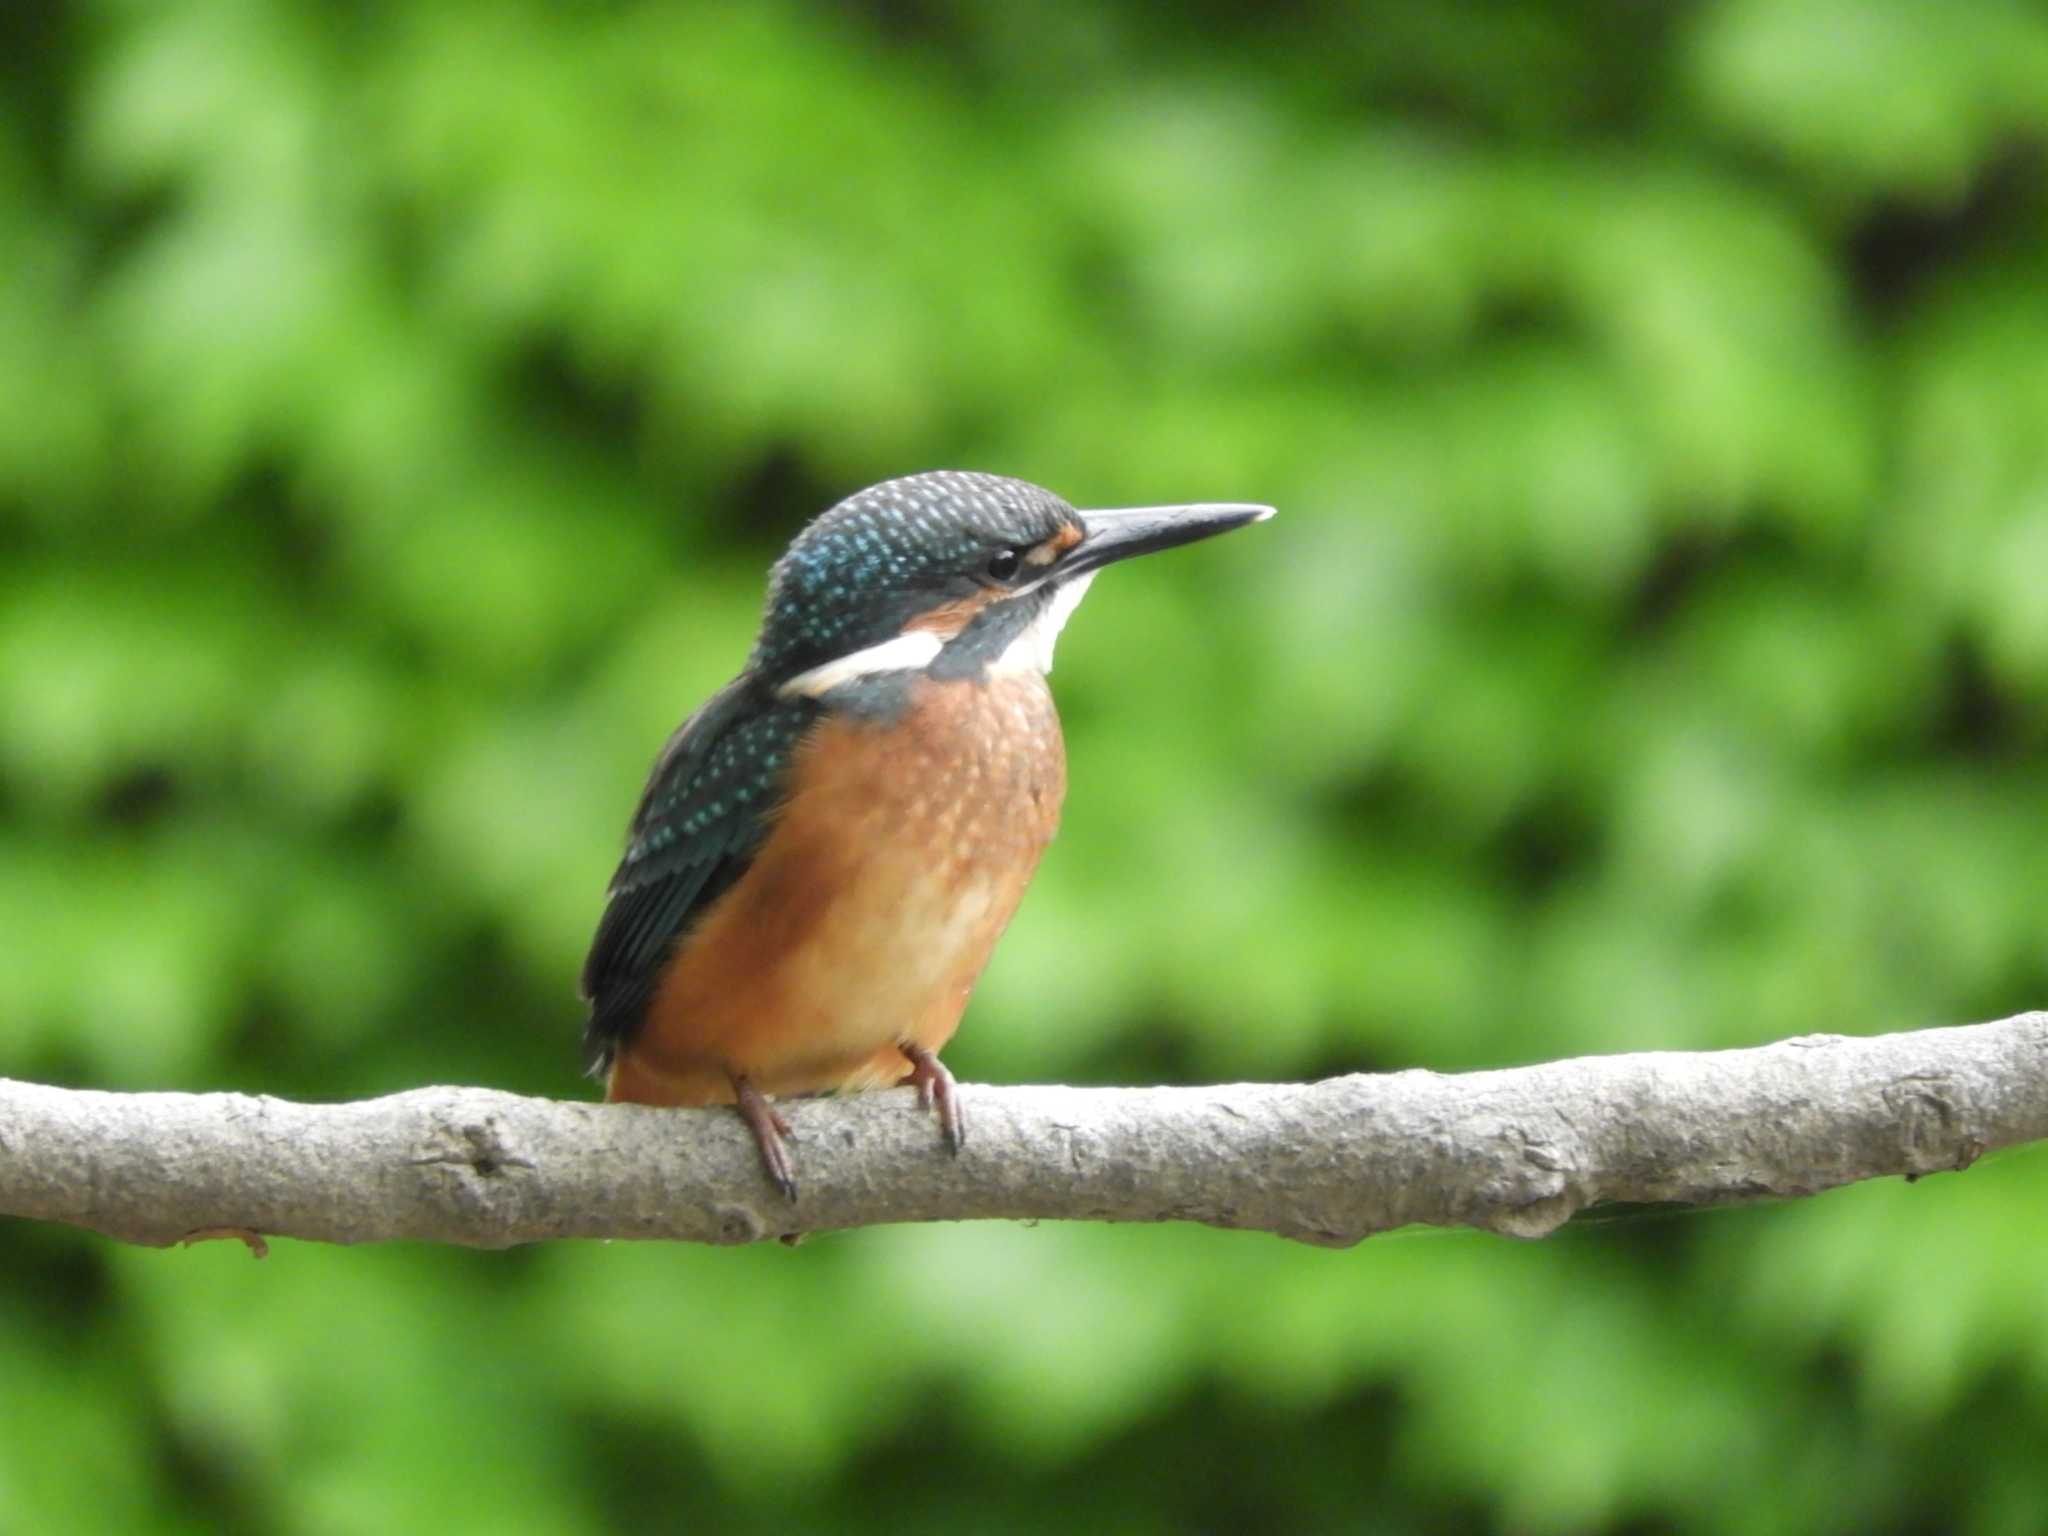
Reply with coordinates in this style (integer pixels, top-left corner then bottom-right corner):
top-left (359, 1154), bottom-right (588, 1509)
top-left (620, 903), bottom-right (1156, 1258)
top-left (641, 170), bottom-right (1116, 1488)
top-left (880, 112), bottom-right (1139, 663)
top-left (580, 470), bottom-right (1273, 1199)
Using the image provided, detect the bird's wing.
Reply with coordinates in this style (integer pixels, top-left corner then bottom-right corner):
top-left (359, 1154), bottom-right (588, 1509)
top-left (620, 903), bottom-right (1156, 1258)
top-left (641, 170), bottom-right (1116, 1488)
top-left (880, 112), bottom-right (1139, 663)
top-left (579, 678), bottom-right (817, 1074)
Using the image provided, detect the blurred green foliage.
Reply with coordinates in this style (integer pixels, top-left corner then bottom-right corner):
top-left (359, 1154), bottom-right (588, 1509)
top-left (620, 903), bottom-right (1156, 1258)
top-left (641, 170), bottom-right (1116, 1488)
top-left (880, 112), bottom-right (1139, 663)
top-left (5, 1), bottom-right (2048, 1531)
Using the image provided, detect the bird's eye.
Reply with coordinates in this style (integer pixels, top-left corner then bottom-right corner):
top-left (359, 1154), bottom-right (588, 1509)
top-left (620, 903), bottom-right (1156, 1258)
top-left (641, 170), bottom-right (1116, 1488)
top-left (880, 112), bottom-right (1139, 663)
top-left (986, 548), bottom-right (1022, 582)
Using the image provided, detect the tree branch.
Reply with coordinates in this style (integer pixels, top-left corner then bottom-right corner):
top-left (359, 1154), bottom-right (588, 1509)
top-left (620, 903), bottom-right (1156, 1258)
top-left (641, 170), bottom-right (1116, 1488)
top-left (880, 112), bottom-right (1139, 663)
top-left (4, 1015), bottom-right (2044, 1251)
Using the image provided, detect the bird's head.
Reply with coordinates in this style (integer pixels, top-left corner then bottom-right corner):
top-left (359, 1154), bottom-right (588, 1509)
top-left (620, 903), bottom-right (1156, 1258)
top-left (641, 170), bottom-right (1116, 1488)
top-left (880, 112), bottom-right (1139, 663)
top-left (752, 471), bottom-right (1272, 699)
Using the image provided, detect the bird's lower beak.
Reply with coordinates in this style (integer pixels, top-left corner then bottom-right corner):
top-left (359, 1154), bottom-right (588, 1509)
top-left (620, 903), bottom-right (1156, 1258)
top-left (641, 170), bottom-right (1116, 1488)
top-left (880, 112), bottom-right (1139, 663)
top-left (1067, 502), bottom-right (1276, 576)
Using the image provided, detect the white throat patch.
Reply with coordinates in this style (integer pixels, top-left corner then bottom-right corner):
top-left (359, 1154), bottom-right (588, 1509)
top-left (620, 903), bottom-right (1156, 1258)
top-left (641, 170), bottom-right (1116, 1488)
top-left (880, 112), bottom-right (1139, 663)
top-left (991, 571), bottom-right (1095, 676)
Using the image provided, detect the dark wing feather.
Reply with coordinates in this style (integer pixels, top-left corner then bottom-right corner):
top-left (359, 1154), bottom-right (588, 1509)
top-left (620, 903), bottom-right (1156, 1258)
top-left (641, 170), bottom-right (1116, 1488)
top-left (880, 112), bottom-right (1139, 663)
top-left (579, 678), bottom-right (815, 1074)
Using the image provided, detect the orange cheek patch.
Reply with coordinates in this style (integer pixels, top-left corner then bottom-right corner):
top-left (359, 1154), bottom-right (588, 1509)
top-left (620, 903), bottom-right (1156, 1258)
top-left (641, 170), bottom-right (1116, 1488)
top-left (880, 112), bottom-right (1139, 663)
top-left (903, 589), bottom-right (999, 637)
top-left (1026, 523), bottom-right (1083, 567)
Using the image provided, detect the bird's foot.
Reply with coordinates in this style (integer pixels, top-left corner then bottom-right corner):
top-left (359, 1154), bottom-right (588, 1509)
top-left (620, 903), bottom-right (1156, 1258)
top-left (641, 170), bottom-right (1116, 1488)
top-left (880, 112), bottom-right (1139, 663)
top-left (731, 1074), bottom-right (798, 1203)
top-left (899, 1043), bottom-right (965, 1153)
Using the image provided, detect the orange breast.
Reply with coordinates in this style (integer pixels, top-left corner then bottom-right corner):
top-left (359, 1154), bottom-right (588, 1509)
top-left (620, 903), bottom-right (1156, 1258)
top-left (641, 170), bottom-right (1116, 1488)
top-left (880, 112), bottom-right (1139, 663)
top-left (608, 674), bottom-right (1066, 1107)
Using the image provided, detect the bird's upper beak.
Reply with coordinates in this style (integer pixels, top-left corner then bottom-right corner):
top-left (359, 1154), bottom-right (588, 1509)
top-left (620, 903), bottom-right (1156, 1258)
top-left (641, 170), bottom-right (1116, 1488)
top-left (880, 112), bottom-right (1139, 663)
top-left (1065, 502), bottom-right (1276, 577)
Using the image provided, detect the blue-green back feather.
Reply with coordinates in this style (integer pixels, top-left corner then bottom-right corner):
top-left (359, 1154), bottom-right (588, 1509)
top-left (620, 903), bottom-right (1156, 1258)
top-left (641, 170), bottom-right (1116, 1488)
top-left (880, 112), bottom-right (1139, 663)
top-left (579, 680), bottom-right (817, 1073)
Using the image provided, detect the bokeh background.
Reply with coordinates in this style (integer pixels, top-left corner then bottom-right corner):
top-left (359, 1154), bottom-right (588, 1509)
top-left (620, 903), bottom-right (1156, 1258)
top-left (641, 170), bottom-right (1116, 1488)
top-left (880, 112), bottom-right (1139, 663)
top-left (6, 1), bottom-right (2048, 1531)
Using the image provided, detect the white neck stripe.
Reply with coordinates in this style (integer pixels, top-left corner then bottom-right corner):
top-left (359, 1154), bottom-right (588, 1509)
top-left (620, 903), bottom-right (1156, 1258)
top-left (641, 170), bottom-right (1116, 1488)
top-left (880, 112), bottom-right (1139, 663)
top-left (776, 573), bottom-right (1099, 697)
top-left (776, 630), bottom-right (945, 699)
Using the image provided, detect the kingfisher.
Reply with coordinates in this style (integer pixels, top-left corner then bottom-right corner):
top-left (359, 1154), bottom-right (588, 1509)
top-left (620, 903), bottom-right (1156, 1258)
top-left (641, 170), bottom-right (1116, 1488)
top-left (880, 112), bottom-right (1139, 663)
top-left (581, 470), bottom-right (1272, 1199)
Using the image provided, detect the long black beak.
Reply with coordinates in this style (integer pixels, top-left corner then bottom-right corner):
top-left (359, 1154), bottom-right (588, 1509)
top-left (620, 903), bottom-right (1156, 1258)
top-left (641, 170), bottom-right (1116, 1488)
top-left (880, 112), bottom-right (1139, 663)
top-left (1066, 502), bottom-right (1275, 577)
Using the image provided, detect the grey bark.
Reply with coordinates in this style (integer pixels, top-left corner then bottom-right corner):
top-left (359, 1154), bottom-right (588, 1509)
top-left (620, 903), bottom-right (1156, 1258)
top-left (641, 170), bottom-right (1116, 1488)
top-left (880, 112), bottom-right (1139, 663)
top-left (3, 1014), bottom-right (2043, 1252)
